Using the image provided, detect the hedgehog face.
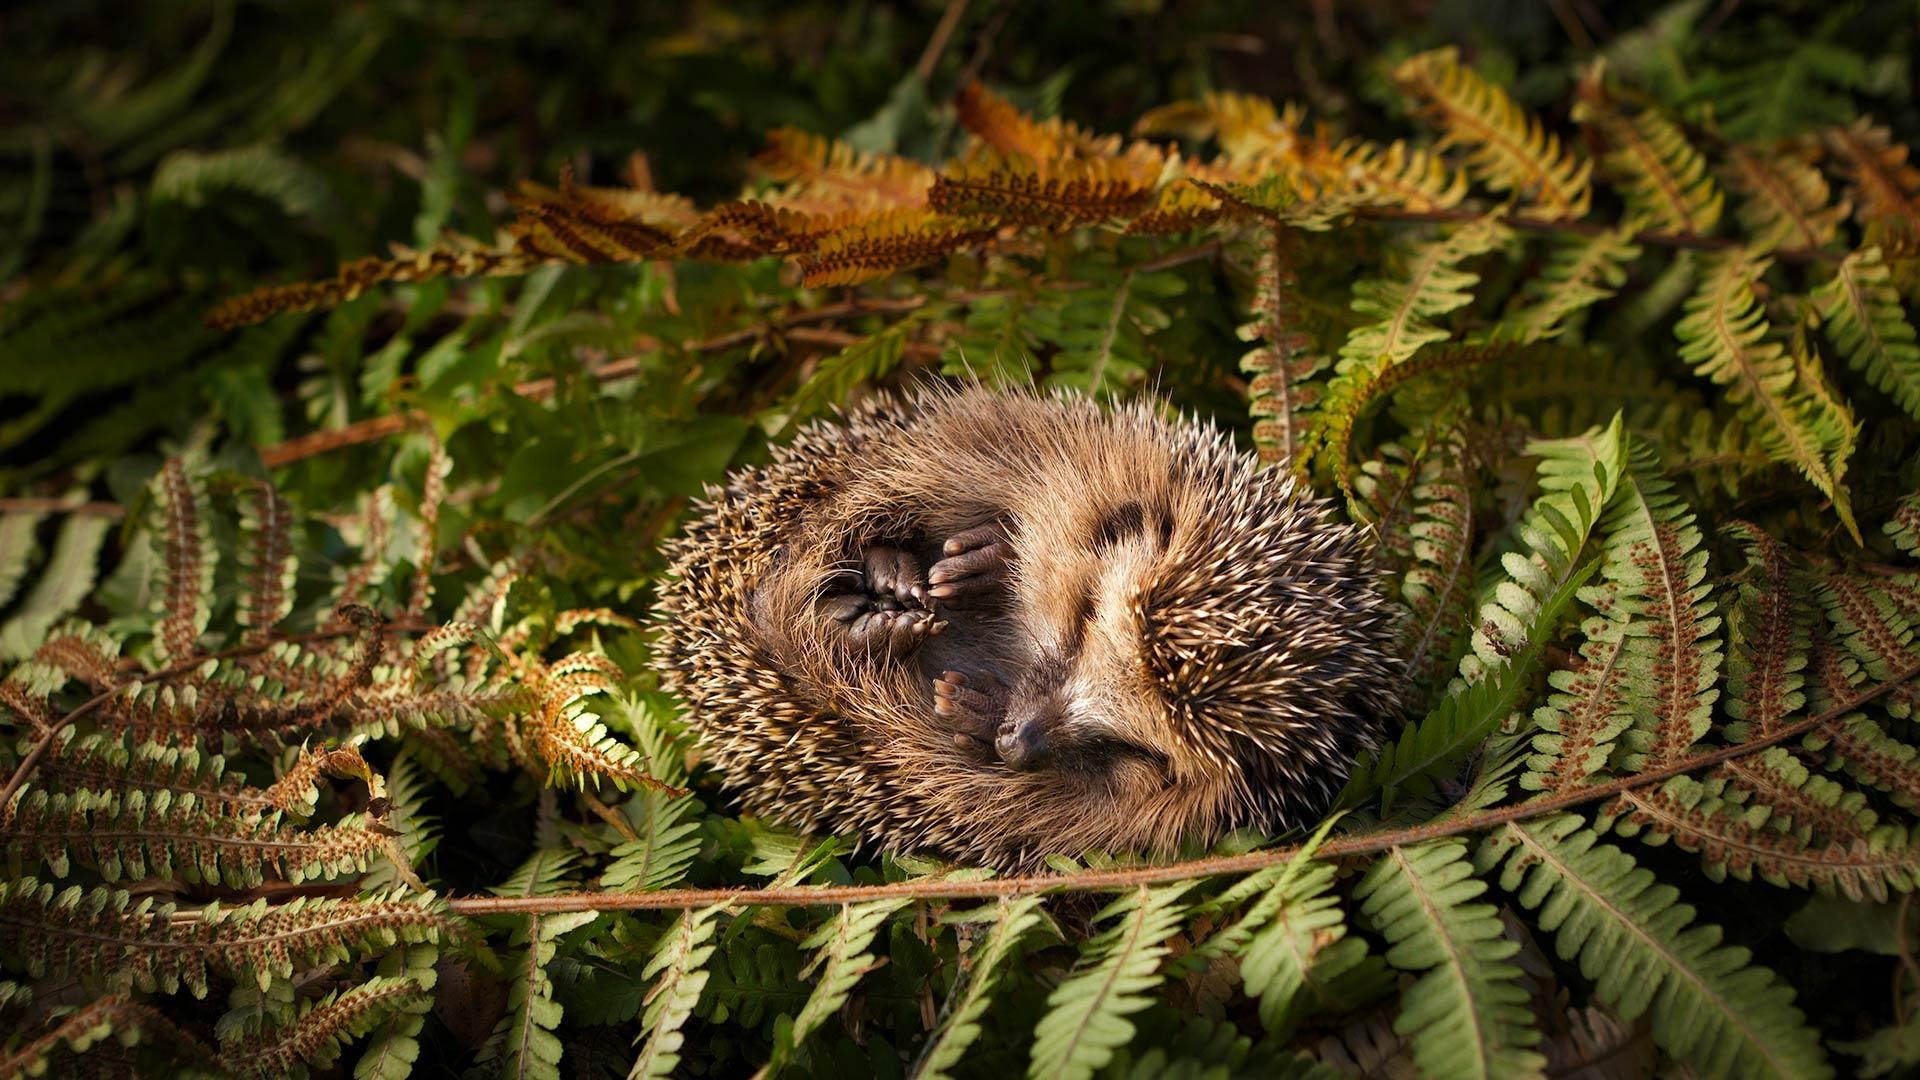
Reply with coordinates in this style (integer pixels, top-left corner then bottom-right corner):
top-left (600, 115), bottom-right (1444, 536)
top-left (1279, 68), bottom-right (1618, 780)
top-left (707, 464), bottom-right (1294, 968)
top-left (995, 498), bottom-right (1195, 786)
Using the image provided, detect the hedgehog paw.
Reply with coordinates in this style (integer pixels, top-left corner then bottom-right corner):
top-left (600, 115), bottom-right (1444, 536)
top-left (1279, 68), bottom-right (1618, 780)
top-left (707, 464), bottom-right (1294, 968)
top-left (862, 545), bottom-right (928, 606)
top-left (928, 524), bottom-right (1011, 602)
top-left (830, 602), bottom-right (946, 658)
top-left (934, 669), bottom-right (1004, 754)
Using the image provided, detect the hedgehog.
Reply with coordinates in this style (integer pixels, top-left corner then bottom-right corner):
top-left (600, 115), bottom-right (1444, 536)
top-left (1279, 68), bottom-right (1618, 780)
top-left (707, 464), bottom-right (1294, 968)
top-left (651, 386), bottom-right (1405, 870)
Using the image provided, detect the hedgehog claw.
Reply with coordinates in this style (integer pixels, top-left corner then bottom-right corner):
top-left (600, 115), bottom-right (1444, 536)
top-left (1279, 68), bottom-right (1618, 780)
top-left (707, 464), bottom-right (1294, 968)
top-left (864, 546), bottom-right (926, 605)
top-left (928, 524), bottom-right (1011, 601)
top-left (846, 606), bottom-right (939, 657)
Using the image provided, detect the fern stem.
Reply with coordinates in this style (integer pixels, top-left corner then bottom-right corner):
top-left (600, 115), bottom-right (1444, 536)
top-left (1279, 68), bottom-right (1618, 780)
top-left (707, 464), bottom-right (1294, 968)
top-left (445, 659), bottom-right (1920, 914)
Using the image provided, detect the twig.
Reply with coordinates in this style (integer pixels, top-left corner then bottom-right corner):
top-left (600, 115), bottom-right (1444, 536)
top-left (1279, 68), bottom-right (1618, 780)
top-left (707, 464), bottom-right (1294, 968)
top-left (444, 659), bottom-right (1920, 914)
top-left (914, 0), bottom-right (972, 82)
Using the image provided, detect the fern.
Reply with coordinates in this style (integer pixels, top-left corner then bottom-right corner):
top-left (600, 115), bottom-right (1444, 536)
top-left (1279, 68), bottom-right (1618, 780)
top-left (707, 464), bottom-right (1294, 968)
top-left (1481, 816), bottom-right (1829, 1078)
top-left (1576, 69), bottom-right (1723, 234)
top-left (1721, 145), bottom-right (1849, 254)
top-left (0, 515), bottom-right (112, 661)
top-left (1228, 848), bottom-right (1389, 1039)
top-left (1675, 252), bottom-right (1859, 540)
top-left (1393, 47), bottom-right (1593, 218)
top-left (627, 905), bottom-right (723, 1080)
top-left (1027, 883), bottom-right (1192, 1080)
top-left (1344, 417), bottom-right (1626, 809)
top-left (1812, 246), bottom-right (1920, 422)
top-left (1356, 840), bottom-right (1544, 1078)
top-left (913, 896), bottom-right (1049, 1080)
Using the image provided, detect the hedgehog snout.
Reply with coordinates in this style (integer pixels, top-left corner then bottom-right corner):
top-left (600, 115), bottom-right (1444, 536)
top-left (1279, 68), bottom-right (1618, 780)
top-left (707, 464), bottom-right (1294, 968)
top-left (995, 702), bottom-right (1058, 771)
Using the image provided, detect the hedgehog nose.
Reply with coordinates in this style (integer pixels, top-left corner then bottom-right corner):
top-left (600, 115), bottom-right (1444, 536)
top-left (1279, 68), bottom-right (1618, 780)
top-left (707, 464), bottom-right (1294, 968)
top-left (996, 716), bottom-right (1052, 771)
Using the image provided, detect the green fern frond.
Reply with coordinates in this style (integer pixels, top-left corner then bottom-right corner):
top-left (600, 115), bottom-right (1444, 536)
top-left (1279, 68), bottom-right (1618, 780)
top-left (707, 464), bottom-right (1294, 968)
top-left (1576, 72), bottom-right (1722, 234)
top-left (0, 515), bottom-right (113, 661)
top-left (1480, 816), bottom-right (1830, 1078)
top-left (220, 974), bottom-right (429, 1079)
top-left (1889, 492), bottom-right (1920, 558)
top-left (1028, 882), bottom-right (1193, 1080)
top-left (1496, 229), bottom-right (1640, 343)
top-left (1812, 246), bottom-right (1920, 422)
top-left (1233, 856), bottom-right (1389, 1039)
top-left (602, 791), bottom-right (702, 892)
top-left (1351, 434), bottom-right (1476, 699)
top-left (1343, 418), bottom-right (1626, 809)
top-left (914, 896), bottom-right (1051, 1080)
top-left (627, 905), bottom-right (723, 1080)
top-left (480, 909), bottom-right (596, 1080)
top-left (774, 898), bottom-right (912, 1069)
top-left (150, 145), bottom-right (342, 228)
top-left (1041, 261), bottom-right (1185, 395)
top-left (1675, 252), bottom-right (1859, 541)
top-left (1339, 218), bottom-right (1508, 373)
top-left (1393, 47), bottom-right (1593, 218)
top-left (1356, 841), bottom-right (1544, 1078)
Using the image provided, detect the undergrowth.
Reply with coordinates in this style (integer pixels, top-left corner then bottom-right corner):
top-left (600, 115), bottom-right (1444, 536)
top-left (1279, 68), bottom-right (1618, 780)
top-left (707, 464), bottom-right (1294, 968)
top-left (5, 2), bottom-right (1920, 1077)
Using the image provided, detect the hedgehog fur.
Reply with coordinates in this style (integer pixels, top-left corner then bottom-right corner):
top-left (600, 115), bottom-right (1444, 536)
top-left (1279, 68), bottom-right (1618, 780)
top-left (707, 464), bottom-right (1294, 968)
top-left (651, 386), bottom-right (1405, 870)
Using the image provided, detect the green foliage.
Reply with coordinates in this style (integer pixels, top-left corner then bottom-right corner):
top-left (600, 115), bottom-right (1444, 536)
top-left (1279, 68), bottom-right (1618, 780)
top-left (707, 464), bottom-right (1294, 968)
top-left (4, 4), bottom-right (1920, 1078)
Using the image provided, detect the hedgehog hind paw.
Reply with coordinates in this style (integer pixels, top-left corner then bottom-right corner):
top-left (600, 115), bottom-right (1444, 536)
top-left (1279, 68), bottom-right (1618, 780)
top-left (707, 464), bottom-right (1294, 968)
top-left (933, 669), bottom-right (1004, 755)
top-left (927, 524), bottom-right (1011, 602)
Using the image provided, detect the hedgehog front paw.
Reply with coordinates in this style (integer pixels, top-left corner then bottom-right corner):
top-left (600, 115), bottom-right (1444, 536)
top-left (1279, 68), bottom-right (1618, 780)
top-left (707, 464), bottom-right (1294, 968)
top-left (928, 524), bottom-right (1012, 602)
top-left (933, 669), bottom-right (1004, 755)
top-left (819, 545), bottom-right (944, 658)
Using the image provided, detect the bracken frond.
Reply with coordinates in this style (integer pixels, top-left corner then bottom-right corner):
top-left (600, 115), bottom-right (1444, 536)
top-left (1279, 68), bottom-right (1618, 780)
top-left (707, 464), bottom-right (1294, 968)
top-left (1394, 47), bottom-right (1593, 218)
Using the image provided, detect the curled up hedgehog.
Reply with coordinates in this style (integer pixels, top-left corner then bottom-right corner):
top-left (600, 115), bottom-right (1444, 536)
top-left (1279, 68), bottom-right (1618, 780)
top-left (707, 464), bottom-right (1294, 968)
top-left (652, 387), bottom-right (1405, 870)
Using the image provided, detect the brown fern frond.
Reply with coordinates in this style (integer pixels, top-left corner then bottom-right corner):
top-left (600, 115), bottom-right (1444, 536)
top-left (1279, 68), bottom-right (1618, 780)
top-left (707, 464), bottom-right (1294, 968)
top-left (39, 733), bottom-right (276, 819)
top-left (675, 199), bottom-right (833, 256)
top-left (1715, 748), bottom-right (1875, 848)
top-left (1721, 523), bottom-right (1806, 742)
top-left (503, 165), bottom-right (696, 264)
top-left (1722, 144), bottom-right (1849, 254)
top-left (235, 479), bottom-right (296, 645)
top-left (0, 995), bottom-right (212, 1078)
top-left (953, 81), bottom-right (1116, 163)
top-left (520, 653), bottom-right (679, 795)
top-left (929, 153), bottom-right (1158, 226)
top-left (1126, 181), bottom-right (1227, 235)
top-left (1611, 778), bottom-right (1917, 901)
top-left (1823, 118), bottom-right (1920, 232)
top-left (1239, 227), bottom-right (1326, 471)
top-left (794, 209), bottom-right (999, 288)
top-left (0, 880), bottom-right (451, 997)
top-left (334, 486), bottom-right (395, 611)
top-left (754, 128), bottom-right (934, 208)
top-left (152, 458), bottom-right (214, 665)
top-left (33, 624), bottom-right (123, 692)
top-left (206, 246), bottom-right (546, 330)
top-left (1393, 47), bottom-right (1593, 218)
top-left (260, 743), bottom-right (384, 818)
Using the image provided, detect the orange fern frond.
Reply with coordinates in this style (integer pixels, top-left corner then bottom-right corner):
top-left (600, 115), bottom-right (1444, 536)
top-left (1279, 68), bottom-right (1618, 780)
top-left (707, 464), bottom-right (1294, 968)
top-left (794, 208), bottom-right (998, 287)
top-left (755, 127), bottom-right (934, 209)
top-left (930, 152), bottom-right (1158, 226)
top-left (207, 244), bottom-right (546, 330)
top-left (1823, 118), bottom-right (1920, 232)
